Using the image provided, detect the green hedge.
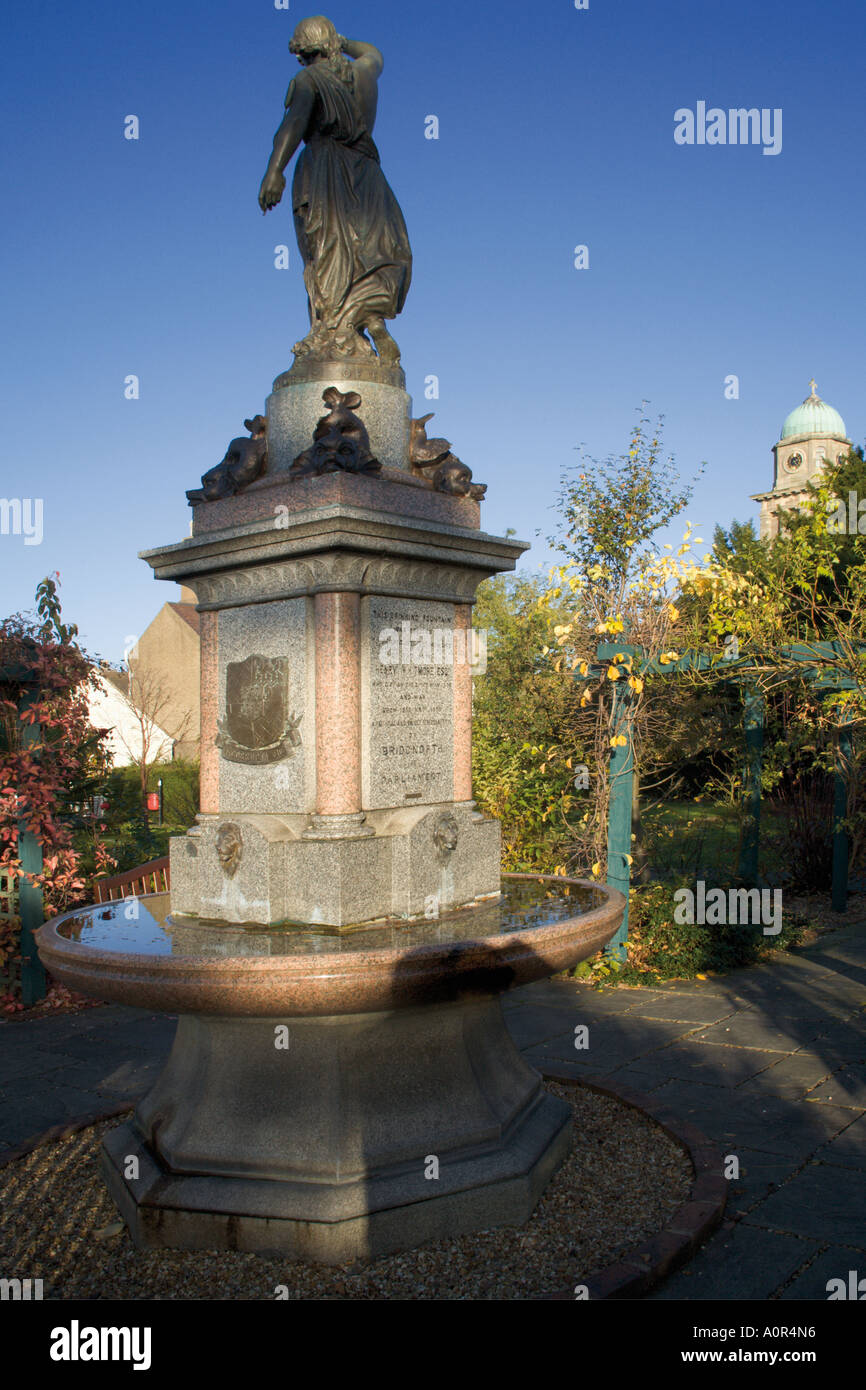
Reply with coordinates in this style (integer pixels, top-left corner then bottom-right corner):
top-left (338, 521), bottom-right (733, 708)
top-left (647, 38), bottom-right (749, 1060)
top-left (74, 760), bottom-right (200, 882)
top-left (101, 761), bottom-right (199, 827)
top-left (571, 881), bottom-right (804, 986)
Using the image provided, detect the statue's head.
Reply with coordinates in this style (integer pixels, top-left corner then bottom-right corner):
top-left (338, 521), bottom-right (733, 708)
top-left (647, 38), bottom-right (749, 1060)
top-left (290, 15), bottom-right (340, 65)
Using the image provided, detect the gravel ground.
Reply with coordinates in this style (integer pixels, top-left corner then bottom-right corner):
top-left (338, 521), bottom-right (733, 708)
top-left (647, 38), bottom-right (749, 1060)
top-left (0, 1082), bottom-right (692, 1301)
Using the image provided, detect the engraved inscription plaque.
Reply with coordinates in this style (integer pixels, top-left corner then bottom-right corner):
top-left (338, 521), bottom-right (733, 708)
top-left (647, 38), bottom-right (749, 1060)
top-left (361, 597), bottom-right (455, 810)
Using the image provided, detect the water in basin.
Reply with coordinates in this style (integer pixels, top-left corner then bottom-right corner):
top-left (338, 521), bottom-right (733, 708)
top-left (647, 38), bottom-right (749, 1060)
top-left (58, 878), bottom-right (604, 959)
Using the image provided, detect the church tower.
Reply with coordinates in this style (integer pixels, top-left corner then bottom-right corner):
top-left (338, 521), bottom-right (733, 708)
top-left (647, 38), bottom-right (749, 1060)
top-left (752, 381), bottom-right (851, 539)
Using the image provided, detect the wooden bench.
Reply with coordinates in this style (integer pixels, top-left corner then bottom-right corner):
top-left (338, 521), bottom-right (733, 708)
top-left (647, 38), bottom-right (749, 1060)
top-left (93, 856), bottom-right (170, 903)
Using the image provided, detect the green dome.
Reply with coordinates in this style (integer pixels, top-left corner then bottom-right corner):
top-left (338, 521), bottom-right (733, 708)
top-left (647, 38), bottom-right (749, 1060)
top-left (780, 381), bottom-right (847, 441)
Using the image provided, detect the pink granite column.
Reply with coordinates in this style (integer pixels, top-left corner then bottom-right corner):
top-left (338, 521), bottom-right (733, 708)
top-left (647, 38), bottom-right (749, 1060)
top-left (314, 592), bottom-right (362, 815)
top-left (453, 605), bottom-right (473, 802)
top-left (199, 610), bottom-right (219, 814)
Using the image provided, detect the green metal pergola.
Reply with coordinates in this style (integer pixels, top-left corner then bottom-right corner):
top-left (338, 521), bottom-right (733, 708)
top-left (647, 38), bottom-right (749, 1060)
top-left (591, 639), bottom-right (862, 960)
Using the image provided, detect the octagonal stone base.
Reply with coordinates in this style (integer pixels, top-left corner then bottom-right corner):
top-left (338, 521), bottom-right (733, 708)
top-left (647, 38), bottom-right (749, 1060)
top-left (100, 999), bottom-right (572, 1264)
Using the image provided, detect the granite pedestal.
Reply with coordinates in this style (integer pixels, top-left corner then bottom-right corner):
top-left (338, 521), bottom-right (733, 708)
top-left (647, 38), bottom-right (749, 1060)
top-left (142, 468), bottom-right (526, 927)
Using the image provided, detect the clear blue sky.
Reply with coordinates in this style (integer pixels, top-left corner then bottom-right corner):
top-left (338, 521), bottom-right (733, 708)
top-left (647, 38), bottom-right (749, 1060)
top-left (2, 0), bottom-right (864, 661)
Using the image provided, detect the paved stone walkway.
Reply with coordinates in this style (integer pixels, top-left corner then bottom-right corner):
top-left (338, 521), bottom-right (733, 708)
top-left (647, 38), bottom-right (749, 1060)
top-left (505, 916), bottom-right (866, 1300)
top-left (2, 915), bottom-right (864, 1300)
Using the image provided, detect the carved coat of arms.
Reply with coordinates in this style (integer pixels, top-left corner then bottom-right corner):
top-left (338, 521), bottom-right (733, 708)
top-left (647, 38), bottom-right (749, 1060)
top-left (216, 654), bottom-right (302, 765)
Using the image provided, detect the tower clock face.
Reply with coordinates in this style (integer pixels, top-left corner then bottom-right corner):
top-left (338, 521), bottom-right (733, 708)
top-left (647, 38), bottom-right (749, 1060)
top-left (783, 452), bottom-right (803, 473)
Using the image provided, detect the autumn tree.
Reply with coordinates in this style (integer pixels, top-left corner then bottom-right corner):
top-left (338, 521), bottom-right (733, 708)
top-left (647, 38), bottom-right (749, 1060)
top-left (533, 408), bottom-right (708, 876)
top-left (0, 577), bottom-right (113, 998)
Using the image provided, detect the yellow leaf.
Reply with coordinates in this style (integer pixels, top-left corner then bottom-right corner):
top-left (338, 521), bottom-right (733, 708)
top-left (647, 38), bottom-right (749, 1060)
top-left (607, 666), bottom-right (621, 680)
top-left (591, 861), bottom-right (601, 878)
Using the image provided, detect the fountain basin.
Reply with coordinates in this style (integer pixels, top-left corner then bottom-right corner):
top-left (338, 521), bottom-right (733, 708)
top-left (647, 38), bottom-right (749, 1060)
top-left (37, 875), bottom-right (623, 1016)
top-left (35, 875), bottom-right (625, 1263)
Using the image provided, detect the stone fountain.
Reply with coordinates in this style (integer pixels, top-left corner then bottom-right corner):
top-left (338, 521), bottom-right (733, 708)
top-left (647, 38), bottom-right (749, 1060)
top-left (36, 15), bottom-right (624, 1264)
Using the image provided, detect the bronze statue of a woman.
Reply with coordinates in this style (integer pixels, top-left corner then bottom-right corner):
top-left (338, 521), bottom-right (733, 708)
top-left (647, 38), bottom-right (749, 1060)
top-left (259, 15), bottom-right (412, 371)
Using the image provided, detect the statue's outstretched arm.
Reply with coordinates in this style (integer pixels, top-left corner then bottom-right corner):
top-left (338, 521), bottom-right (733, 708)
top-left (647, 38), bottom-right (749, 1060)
top-left (341, 37), bottom-right (383, 74)
top-left (259, 77), bottom-right (316, 212)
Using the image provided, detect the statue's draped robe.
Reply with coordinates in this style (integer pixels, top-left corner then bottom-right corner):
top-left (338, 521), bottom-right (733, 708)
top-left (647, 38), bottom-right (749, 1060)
top-left (289, 62), bottom-right (411, 335)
